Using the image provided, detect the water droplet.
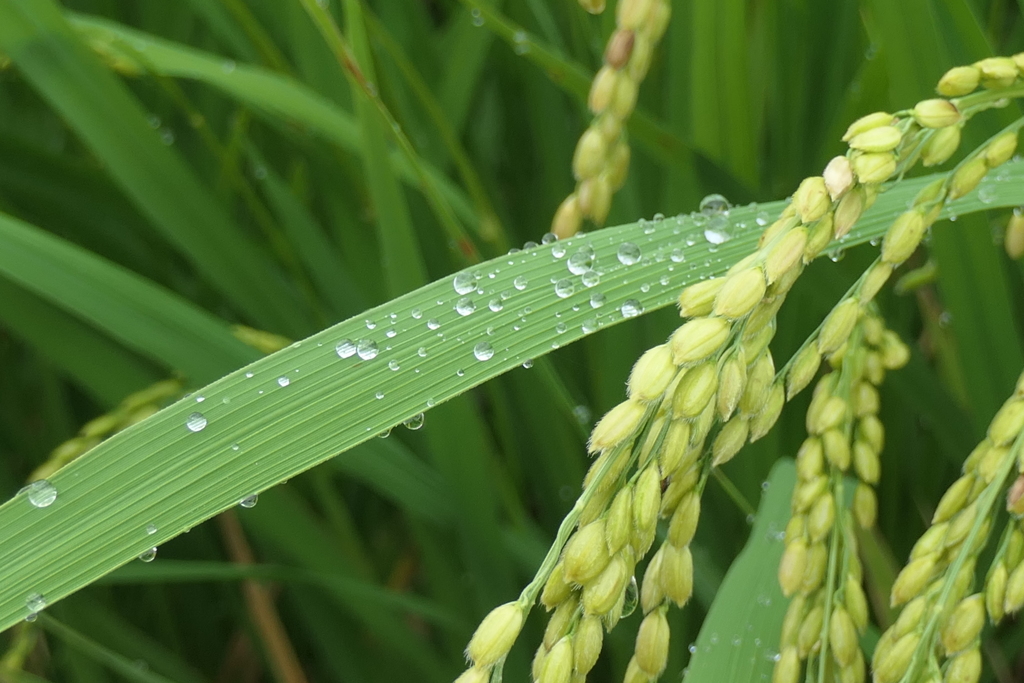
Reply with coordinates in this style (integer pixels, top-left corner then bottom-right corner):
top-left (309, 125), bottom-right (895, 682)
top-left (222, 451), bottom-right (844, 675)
top-left (621, 576), bottom-right (639, 617)
top-left (827, 247), bottom-right (846, 262)
top-left (512, 30), bottom-right (530, 54)
top-left (621, 299), bottom-right (644, 317)
top-left (186, 412), bottom-right (207, 432)
top-left (617, 242), bottom-right (641, 265)
top-left (231, 443), bottom-right (240, 451)
top-left (699, 193), bottom-right (731, 215)
top-left (375, 391), bottom-right (385, 400)
top-left (488, 298), bottom-right (503, 312)
top-left (473, 342), bottom-right (494, 361)
top-left (411, 308), bottom-right (422, 319)
top-left (582, 318), bottom-right (597, 333)
top-left (239, 494), bottom-right (259, 508)
top-left (513, 276), bottom-right (528, 290)
top-left (555, 322), bottom-right (567, 334)
top-left (756, 210), bottom-right (770, 226)
top-left (403, 413), bottom-right (425, 430)
top-left (365, 319), bottom-right (377, 330)
top-left (670, 248), bottom-right (685, 263)
top-left (22, 480), bottom-right (57, 508)
top-left (356, 339), bottom-right (379, 360)
top-left (979, 186), bottom-right (997, 204)
top-left (554, 279), bottom-right (574, 298)
top-left (385, 327), bottom-right (397, 338)
top-left (245, 372), bottom-right (254, 378)
top-left (590, 292), bottom-right (606, 308)
top-left (582, 270), bottom-right (601, 288)
top-left (640, 283), bottom-right (651, 293)
top-left (551, 243), bottom-right (567, 258)
top-left (427, 319), bottom-right (440, 330)
top-left (567, 250), bottom-right (595, 275)
top-left (378, 427), bottom-right (392, 438)
top-left (470, 8), bottom-right (484, 26)
top-left (25, 593), bottom-right (46, 616)
top-left (138, 547), bottom-right (158, 563)
top-left (704, 215), bottom-right (732, 244)
top-left (455, 297), bottom-right (476, 316)
top-left (524, 240), bottom-right (539, 250)
top-left (522, 359), bottom-right (534, 369)
top-left (456, 368), bottom-right (465, 377)
top-left (221, 60), bottom-right (236, 73)
top-left (277, 377), bottom-right (290, 387)
top-left (453, 272), bottom-right (477, 295)
top-left (146, 524), bottom-right (158, 535)
top-left (573, 405), bottom-right (592, 425)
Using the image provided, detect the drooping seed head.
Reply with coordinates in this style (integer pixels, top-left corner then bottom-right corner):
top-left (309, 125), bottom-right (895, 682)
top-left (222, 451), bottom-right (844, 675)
top-left (913, 98), bottom-right (962, 128)
top-left (937, 65), bottom-right (981, 96)
top-left (467, 602), bottom-right (525, 666)
top-left (851, 151), bottom-right (897, 184)
top-left (921, 125), bottom-right (962, 166)
top-left (823, 155), bottom-right (854, 199)
top-left (793, 176), bottom-right (831, 223)
top-left (949, 156), bottom-right (989, 200)
top-left (842, 111), bottom-right (894, 141)
top-left (670, 316), bottom-right (731, 365)
top-left (588, 399), bottom-right (645, 454)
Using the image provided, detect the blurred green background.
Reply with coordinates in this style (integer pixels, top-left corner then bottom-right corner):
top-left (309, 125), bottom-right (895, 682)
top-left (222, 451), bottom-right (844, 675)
top-left (0, 0), bottom-right (1023, 681)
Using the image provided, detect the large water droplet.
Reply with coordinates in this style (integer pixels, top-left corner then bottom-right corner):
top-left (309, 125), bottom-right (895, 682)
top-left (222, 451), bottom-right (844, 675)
top-left (25, 593), bottom-right (46, 616)
top-left (186, 412), bottom-right (207, 432)
top-left (356, 339), bottom-right (379, 360)
top-left (554, 279), bottom-right (574, 298)
top-left (474, 342), bottom-right (495, 361)
top-left (277, 377), bottom-right (290, 387)
top-left (522, 359), bottom-right (534, 369)
top-left (403, 413), bottom-right (425, 430)
top-left (513, 276), bottom-right (528, 291)
top-left (551, 243), bottom-right (567, 258)
top-left (427, 319), bottom-right (441, 330)
top-left (138, 547), bottom-right (158, 563)
top-left (388, 360), bottom-right (401, 371)
top-left (239, 494), bottom-right (259, 508)
top-left (336, 339), bottom-right (357, 358)
top-left (567, 249), bottom-right (595, 275)
top-left (146, 524), bottom-right (158, 535)
top-left (621, 300), bottom-right (644, 318)
top-left (703, 215), bottom-right (732, 245)
top-left (978, 186), bottom-right (997, 204)
top-left (23, 480), bottom-right (57, 508)
top-left (555, 322), bottom-right (567, 334)
top-left (617, 242), bottom-right (642, 265)
top-left (488, 298), bottom-right (503, 312)
top-left (582, 270), bottom-right (601, 288)
top-left (453, 271), bottom-right (477, 295)
top-left (582, 318), bottom-right (598, 333)
top-left (699, 193), bottom-right (731, 215)
top-left (590, 292), bottom-right (606, 308)
top-left (455, 297), bottom-right (476, 316)
top-left (670, 248), bottom-right (686, 263)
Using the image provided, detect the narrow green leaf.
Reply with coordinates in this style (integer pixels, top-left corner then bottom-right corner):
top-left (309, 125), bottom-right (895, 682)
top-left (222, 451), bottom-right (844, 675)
top-left (0, 163), bottom-right (1021, 632)
top-left (0, 0), bottom-right (308, 334)
top-left (682, 459), bottom-right (795, 682)
top-left (0, 211), bottom-right (260, 383)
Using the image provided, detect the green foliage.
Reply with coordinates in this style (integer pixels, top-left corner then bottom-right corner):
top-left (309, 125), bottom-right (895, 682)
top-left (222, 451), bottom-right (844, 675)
top-left (0, 0), bottom-right (1022, 682)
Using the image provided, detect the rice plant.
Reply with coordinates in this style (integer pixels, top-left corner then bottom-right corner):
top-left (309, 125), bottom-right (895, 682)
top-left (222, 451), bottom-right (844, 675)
top-left (1, 2), bottom-right (1024, 683)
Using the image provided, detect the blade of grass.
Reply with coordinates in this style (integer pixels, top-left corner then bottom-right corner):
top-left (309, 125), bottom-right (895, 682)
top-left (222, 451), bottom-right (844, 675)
top-left (681, 459), bottom-right (796, 682)
top-left (0, 163), bottom-right (1021, 632)
top-left (37, 615), bottom-right (179, 683)
top-left (68, 13), bottom-right (479, 228)
top-left (0, 0), bottom-right (309, 335)
top-left (0, 211), bottom-right (260, 383)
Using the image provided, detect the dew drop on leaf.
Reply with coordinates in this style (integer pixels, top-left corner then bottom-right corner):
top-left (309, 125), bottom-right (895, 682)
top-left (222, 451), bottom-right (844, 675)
top-left (554, 279), bottom-right (574, 298)
top-left (617, 242), bottom-right (641, 265)
top-left (22, 480), bottom-right (57, 508)
top-left (186, 412), bottom-right (207, 432)
top-left (699, 193), bottom-right (731, 215)
top-left (589, 292), bottom-right (606, 308)
top-left (455, 297), bottom-right (476, 316)
top-left (473, 342), bottom-right (494, 361)
top-left (356, 340), bottom-right (378, 360)
top-left (453, 271), bottom-right (477, 295)
top-left (513, 276), bottom-right (528, 291)
top-left (403, 413), bottom-right (425, 430)
top-left (277, 377), bottom-right (290, 387)
top-left (138, 547), bottom-right (158, 563)
top-left (621, 299), bottom-right (644, 317)
top-left (239, 494), bottom-right (259, 509)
